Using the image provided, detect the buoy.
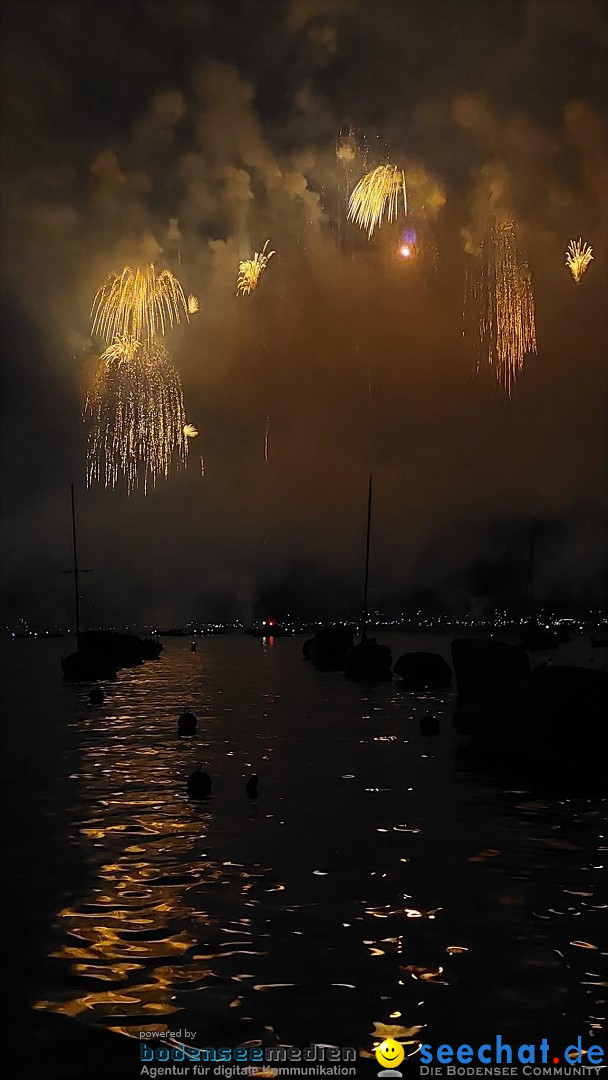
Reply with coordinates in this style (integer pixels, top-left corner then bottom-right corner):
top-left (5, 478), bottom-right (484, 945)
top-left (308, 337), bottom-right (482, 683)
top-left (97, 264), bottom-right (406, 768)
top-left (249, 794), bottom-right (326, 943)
top-left (89, 686), bottom-right (104, 705)
top-left (187, 764), bottom-right (212, 798)
top-left (178, 708), bottom-right (197, 737)
top-left (245, 773), bottom-right (259, 797)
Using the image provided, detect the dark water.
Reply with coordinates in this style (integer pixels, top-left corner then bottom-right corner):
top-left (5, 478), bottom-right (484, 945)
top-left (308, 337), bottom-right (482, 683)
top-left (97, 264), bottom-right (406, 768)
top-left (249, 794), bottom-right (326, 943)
top-left (2, 634), bottom-right (606, 1076)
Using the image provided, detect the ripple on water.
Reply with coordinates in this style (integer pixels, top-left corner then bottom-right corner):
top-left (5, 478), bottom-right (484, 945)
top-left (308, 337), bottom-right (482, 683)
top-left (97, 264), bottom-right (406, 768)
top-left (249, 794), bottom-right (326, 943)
top-left (27, 637), bottom-right (607, 1054)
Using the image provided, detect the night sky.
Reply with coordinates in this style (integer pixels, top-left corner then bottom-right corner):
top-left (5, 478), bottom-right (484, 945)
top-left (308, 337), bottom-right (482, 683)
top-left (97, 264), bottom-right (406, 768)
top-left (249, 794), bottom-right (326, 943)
top-left (1, 0), bottom-right (606, 627)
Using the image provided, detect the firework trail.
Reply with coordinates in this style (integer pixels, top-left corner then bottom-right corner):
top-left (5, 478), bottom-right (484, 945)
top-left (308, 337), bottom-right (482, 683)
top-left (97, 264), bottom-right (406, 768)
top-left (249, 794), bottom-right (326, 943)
top-left (237, 240), bottom-right (275, 295)
top-left (236, 245), bottom-right (276, 463)
top-left (91, 264), bottom-right (189, 346)
top-left (566, 238), bottom-right (594, 284)
top-left (85, 338), bottom-right (188, 494)
top-left (348, 164), bottom-right (407, 238)
top-left (263, 415), bottom-right (270, 464)
top-left (332, 129), bottom-right (368, 253)
top-left (472, 211), bottom-right (537, 396)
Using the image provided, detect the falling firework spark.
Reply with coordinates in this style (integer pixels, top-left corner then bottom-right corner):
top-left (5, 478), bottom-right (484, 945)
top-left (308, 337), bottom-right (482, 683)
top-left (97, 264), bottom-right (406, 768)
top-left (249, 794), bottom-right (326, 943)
top-left (85, 338), bottom-right (188, 494)
top-left (183, 423), bottom-right (199, 438)
top-left (264, 416), bottom-right (270, 463)
top-left (187, 293), bottom-right (200, 314)
top-left (475, 211), bottom-right (537, 396)
top-left (237, 240), bottom-right (276, 295)
top-left (347, 164), bottom-right (407, 238)
top-left (91, 265), bottom-right (189, 346)
top-left (566, 238), bottom-right (594, 284)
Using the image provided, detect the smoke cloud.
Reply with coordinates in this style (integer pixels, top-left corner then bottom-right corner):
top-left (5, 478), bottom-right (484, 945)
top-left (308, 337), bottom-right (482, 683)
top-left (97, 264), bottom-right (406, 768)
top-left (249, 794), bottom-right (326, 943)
top-left (1, 0), bottom-right (606, 626)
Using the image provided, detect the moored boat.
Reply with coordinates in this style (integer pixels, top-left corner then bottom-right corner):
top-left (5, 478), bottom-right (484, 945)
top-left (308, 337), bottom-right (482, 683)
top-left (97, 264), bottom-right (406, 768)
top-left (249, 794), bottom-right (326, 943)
top-left (453, 664), bottom-right (608, 760)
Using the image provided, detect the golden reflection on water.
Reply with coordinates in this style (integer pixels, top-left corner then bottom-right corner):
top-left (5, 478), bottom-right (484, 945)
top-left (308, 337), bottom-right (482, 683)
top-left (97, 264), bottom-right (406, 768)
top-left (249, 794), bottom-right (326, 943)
top-left (32, 638), bottom-right (606, 1053)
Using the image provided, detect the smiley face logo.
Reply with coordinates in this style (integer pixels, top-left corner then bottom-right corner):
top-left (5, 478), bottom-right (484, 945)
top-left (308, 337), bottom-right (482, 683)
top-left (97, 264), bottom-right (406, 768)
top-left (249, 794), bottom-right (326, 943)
top-left (375, 1038), bottom-right (405, 1071)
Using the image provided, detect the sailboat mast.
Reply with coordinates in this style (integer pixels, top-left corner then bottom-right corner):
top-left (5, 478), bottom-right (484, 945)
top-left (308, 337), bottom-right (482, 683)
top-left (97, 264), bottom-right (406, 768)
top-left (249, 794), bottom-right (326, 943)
top-left (70, 483), bottom-right (81, 636)
top-left (361, 474), bottom-right (373, 643)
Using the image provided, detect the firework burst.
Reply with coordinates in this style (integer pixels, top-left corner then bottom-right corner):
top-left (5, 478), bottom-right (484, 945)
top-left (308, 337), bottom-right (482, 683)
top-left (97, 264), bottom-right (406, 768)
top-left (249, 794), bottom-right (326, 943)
top-left (91, 264), bottom-right (189, 346)
top-left (566, 238), bottom-right (593, 284)
top-left (237, 240), bottom-right (275, 296)
top-left (85, 338), bottom-right (188, 494)
top-left (347, 164), bottom-right (407, 238)
top-left (336, 133), bottom-right (357, 163)
top-left (187, 293), bottom-right (200, 314)
top-left (474, 211), bottom-right (537, 396)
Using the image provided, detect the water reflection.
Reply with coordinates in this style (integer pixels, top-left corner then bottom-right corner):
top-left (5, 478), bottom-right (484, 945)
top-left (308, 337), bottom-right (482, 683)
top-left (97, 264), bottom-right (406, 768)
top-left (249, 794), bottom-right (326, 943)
top-left (28, 636), bottom-right (605, 1057)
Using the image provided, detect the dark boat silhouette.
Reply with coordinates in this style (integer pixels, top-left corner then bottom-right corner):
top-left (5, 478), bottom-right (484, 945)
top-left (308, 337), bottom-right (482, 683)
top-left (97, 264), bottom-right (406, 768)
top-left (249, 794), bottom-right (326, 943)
top-left (309, 627), bottom-right (354, 671)
top-left (62, 652), bottom-right (117, 682)
top-left (394, 651), bottom-right (452, 691)
top-left (60, 484), bottom-right (163, 681)
top-left (345, 637), bottom-right (392, 681)
top-left (453, 665), bottom-right (608, 766)
top-left (62, 630), bottom-right (163, 681)
top-left (79, 631), bottom-right (162, 664)
top-left (451, 637), bottom-right (530, 703)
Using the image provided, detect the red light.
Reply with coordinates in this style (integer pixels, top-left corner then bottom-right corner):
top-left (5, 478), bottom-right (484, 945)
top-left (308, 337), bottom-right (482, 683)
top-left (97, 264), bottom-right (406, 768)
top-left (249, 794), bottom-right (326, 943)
top-left (267, 620), bottom-right (274, 626)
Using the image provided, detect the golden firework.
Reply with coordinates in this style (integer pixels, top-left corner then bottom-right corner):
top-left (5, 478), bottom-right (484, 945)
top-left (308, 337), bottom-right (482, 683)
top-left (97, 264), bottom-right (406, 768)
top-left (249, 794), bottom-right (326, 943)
top-left (566, 238), bottom-right (593, 284)
top-left (478, 212), bottom-right (537, 396)
top-left (236, 240), bottom-right (275, 296)
top-left (187, 293), bottom-right (200, 314)
top-left (91, 265), bottom-right (189, 346)
top-left (87, 334), bottom-right (141, 376)
top-left (85, 338), bottom-right (188, 494)
top-left (183, 423), bottom-right (198, 438)
top-left (347, 164), bottom-right (407, 238)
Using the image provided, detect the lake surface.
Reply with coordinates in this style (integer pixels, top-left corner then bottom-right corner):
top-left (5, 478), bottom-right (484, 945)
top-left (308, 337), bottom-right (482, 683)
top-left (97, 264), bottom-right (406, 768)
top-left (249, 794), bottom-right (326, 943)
top-left (2, 633), bottom-right (606, 1077)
